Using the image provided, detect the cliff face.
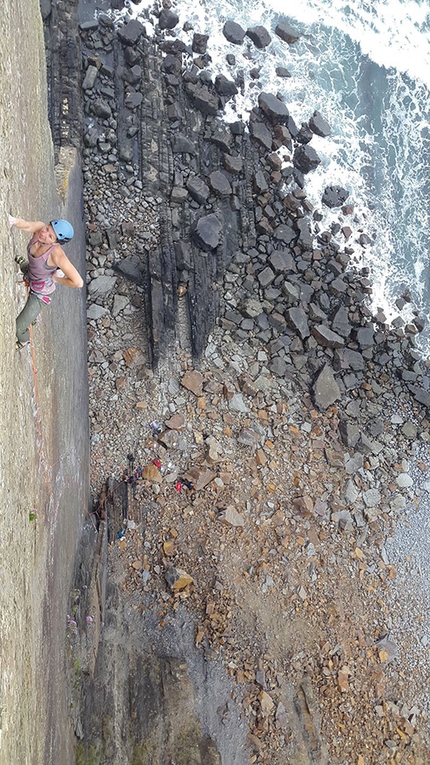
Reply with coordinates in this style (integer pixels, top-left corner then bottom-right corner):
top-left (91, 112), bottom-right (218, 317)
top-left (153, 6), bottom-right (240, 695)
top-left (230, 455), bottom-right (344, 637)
top-left (0, 3), bottom-right (89, 764)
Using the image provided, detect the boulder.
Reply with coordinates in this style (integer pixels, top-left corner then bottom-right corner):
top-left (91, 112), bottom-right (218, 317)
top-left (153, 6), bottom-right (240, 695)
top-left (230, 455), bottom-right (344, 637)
top-left (310, 110), bottom-right (331, 137)
top-left (295, 123), bottom-right (313, 145)
top-left (311, 325), bottom-right (345, 348)
top-left (117, 19), bottom-right (145, 45)
top-left (273, 224), bottom-right (296, 244)
top-left (162, 54), bottom-right (182, 76)
top-left (269, 250), bottom-right (295, 272)
top-left (241, 298), bottom-right (264, 318)
top-left (218, 506), bottom-right (245, 527)
top-left (87, 275), bottom-right (117, 298)
top-left (254, 170), bottom-right (268, 193)
top-left (355, 327), bottom-right (374, 349)
top-left (333, 348), bottom-right (365, 372)
top-left (181, 371), bottom-right (203, 396)
top-left (275, 20), bottom-right (301, 44)
top-left (211, 125), bottom-right (233, 152)
top-left (331, 306), bottom-right (352, 337)
top-left (92, 99), bottom-right (112, 119)
top-left (165, 567), bottom-right (193, 591)
top-left (87, 304), bottom-right (109, 321)
top-left (215, 75), bottom-right (238, 97)
top-left (285, 307), bottom-right (310, 339)
top-left (246, 25), bottom-right (272, 49)
top-left (191, 214), bottom-right (222, 251)
top-left (209, 171), bottom-right (232, 197)
top-left (276, 66), bottom-right (291, 78)
top-left (270, 357), bottom-right (288, 376)
top-left (258, 92), bottom-right (289, 124)
top-left (186, 176), bottom-right (210, 205)
top-left (187, 84), bottom-right (218, 116)
top-left (223, 20), bottom-right (246, 45)
top-left (223, 154), bottom-right (243, 174)
top-left (313, 365), bottom-right (341, 410)
top-left (257, 267), bottom-right (275, 287)
top-left (158, 9), bottom-right (179, 29)
top-left (172, 133), bottom-right (195, 154)
top-left (249, 120), bottom-right (273, 150)
top-left (170, 186), bottom-right (188, 203)
top-left (408, 385), bottom-right (430, 408)
top-left (124, 90), bottom-right (143, 109)
top-left (182, 466), bottom-right (216, 490)
top-left (192, 33), bottom-right (209, 54)
top-left (339, 420), bottom-right (360, 447)
top-left (113, 256), bottom-right (143, 283)
top-left (322, 186), bottom-right (349, 208)
top-left (293, 145), bottom-right (321, 173)
top-left (82, 65), bottom-right (98, 90)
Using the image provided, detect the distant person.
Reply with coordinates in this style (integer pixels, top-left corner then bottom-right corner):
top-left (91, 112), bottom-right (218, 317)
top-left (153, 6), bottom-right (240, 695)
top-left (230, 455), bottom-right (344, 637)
top-left (9, 215), bottom-right (84, 349)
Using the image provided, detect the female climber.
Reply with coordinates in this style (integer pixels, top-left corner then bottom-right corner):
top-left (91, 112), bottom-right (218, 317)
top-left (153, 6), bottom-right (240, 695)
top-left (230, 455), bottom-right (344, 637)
top-left (9, 215), bottom-right (84, 348)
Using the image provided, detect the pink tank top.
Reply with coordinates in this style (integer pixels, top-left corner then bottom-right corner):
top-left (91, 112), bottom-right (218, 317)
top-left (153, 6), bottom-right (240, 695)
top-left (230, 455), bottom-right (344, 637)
top-left (27, 236), bottom-right (58, 296)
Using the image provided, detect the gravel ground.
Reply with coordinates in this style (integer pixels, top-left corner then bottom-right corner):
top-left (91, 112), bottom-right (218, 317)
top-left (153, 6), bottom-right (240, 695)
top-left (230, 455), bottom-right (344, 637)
top-left (85, 231), bottom-right (430, 761)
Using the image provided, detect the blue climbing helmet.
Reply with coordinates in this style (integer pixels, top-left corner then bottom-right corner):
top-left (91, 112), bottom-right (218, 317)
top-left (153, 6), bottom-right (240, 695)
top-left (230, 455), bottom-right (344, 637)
top-left (50, 219), bottom-right (74, 243)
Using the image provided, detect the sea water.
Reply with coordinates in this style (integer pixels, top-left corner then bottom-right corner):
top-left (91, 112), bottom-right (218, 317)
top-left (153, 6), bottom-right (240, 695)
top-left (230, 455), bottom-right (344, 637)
top-left (101, 0), bottom-right (430, 352)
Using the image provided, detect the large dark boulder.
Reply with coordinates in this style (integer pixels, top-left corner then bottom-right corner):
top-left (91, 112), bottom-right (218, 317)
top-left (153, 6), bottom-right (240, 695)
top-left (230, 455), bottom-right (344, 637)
top-left (223, 154), bottom-right (243, 174)
top-left (223, 20), bottom-right (246, 45)
top-left (117, 19), bottom-right (145, 45)
top-left (295, 123), bottom-right (313, 144)
top-left (186, 82), bottom-right (218, 116)
top-left (286, 307), bottom-right (310, 339)
top-left (186, 177), bottom-right (210, 206)
top-left (311, 325), bottom-right (345, 348)
top-left (295, 218), bottom-right (313, 249)
top-left (162, 54), bottom-right (182, 76)
top-left (186, 84), bottom-right (218, 115)
top-left (192, 33), bottom-right (209, 54)
top-left (331, 306), bottom-right (352, 337)
top-left (158, 9), bottom-right (179, 30)
top-left (310, 110), bottom-right (331, 137)
top-left (273, 224), bottom-right (296, 244)
top-left (92, 99), bottom-right (112, 119)
top-left (172, 133), bottom-right (195, 154)
top-left (293, 144), bottom-right (321, 173)
top-left (215, 75), bottom-right (238, 97)
top-left (275, 20), bottom-right (301, 43)
top-left (258, 92), bottom-right (289, 124)
top-left (191, 215), bottom-right (222, 251)
top-left (211, 125), bottom-right (232, 152)
top-left (313, 364), bottom-right (341, 410)
top-left (246, 25), bottom-right (272, 49)
top-left (209, 171), bottom-right (232, 197)
top-left (322, 186), bottom-right (349, 208)
top-left (249, 120), bottom-right (273, 150)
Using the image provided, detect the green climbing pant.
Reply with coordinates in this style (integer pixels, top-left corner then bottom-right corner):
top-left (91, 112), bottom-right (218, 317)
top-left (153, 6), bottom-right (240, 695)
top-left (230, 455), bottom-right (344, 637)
top-left (16, 292), bottom-right (46, 345)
